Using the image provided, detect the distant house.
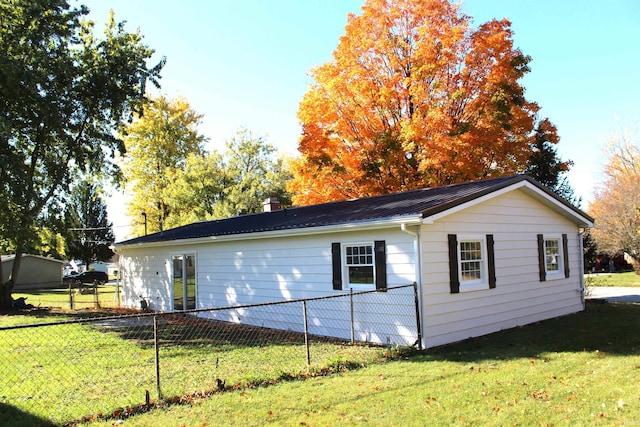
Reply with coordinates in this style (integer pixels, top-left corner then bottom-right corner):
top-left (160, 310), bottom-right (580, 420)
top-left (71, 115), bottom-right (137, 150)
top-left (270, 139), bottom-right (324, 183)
top-left (65, 255), bottom-right (120, 279)
top-left (113, 175), bottom-right (594, 349)
top-left (1, 254), bottom-right (65, 289)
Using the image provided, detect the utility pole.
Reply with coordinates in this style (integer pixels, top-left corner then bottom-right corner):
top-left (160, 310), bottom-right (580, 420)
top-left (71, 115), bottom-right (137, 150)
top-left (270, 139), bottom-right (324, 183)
top-left (141, 212), bottom-right (147, 236)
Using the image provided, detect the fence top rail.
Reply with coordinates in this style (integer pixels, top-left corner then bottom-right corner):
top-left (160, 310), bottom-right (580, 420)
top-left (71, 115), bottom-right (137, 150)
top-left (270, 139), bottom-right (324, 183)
top-left (0, 283), bottom-right (416, 332)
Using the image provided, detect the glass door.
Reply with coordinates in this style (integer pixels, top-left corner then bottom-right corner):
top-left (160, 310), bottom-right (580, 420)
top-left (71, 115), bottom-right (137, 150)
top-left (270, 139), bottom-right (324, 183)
top-left (173, 254), bottom-right (196, 311)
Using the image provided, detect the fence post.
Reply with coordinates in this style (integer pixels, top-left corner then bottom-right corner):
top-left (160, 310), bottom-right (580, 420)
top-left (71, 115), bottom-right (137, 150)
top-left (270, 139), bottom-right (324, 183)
top-left (93, 282), bottom-right (99, 308)
top-left (302, 301), bottom-right (311, 365)
top-left (153, 315), bottom-right (162, 400)
top-left (115, 279), bottom-right (121, 307)
top-left (413, 282), bottom-right (423, 350)
top-left (68, 283), bottom-right (74, 310)
top-left (350, 288), bottom-right (355, 344)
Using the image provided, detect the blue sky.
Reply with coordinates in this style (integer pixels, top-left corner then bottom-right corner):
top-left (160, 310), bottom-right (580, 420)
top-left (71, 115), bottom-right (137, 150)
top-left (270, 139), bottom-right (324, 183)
top-left (80, 0), bottom-right (640, 238)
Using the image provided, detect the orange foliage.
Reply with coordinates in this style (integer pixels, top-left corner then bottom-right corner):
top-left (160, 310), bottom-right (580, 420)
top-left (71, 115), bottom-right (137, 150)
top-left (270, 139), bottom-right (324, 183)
top-left (290, 0), bottom-right (542, 205)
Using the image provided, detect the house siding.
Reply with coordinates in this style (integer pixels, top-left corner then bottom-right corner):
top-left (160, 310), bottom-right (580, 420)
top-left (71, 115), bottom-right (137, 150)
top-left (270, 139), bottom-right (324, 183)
top-left (2, 256), bottom-right (64, 289)
top-left (118, 228), bottom-right (419, 345)
top-left (420, 189), bottom-right (584, 348)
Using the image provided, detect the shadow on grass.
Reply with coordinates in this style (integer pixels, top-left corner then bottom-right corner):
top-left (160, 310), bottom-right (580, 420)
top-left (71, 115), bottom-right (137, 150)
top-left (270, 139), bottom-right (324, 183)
top-left (0, 402), bottom-right (56, 427)
top-left (93, 314), bottom-right (335, 350)
top-left (424, 302), bottom-right (640, 362)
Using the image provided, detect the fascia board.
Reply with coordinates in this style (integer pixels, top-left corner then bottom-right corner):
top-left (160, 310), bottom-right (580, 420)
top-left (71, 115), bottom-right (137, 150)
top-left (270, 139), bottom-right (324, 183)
top-left (114, 215), bottom-right (423, 251)
top-left (422, 181), bottom-right (594, 227)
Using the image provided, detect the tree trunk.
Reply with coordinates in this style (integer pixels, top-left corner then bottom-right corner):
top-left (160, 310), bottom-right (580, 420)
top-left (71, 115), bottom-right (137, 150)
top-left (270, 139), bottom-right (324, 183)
top-left (10, 250), bottom-right (23, 286)
top-left (0, 281), bottom-right (12, 310)
top-left (0, 253), bottom-right (14, 310)
top-left (0, 250), bottom-right (24, 309)
top-left (0, 255), bottom-right (9, 310)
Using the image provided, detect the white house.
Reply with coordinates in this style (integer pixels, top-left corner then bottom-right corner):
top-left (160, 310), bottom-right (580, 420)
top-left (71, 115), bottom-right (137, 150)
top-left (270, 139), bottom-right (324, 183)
top-left (113, 175), bottom-right (594, 349)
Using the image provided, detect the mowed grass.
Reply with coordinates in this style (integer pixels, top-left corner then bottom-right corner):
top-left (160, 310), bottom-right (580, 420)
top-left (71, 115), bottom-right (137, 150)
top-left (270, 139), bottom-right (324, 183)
top-left (12, 283), bottom-right (121, 311)
top-left (79, 301), bottom-right (640, 427)
top-left (0, 310), bottom-right (386, 426)
top-left (586, 271), bottom-right (640, 287)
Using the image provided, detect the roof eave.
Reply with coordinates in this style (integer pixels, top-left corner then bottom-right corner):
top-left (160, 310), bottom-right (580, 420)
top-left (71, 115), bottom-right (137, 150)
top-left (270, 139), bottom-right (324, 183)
top-left (421, 177), bottom-right (594, 228)
top-left (113, 215), bottom-right (423, 251)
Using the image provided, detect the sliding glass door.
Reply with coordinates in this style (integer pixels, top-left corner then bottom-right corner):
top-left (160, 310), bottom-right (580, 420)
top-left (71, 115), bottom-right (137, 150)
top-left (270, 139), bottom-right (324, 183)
top-left (173, 254), bottom-right (196, 311)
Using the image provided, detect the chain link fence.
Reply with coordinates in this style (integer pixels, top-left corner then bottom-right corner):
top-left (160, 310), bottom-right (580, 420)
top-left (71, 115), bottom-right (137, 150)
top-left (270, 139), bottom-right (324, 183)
top-left (12, 281), bottom-right (121, 311)
top-left (0, 284), bottom-right (419, 425)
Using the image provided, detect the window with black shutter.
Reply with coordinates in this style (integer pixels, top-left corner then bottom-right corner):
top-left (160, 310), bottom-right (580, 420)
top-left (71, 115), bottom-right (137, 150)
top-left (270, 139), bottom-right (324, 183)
top-left (331, 241), bottom-right (387, 291)
top-left (538, 234), bottom-right (570, 281)
top-left (448, 234), bottom-right (496, 293)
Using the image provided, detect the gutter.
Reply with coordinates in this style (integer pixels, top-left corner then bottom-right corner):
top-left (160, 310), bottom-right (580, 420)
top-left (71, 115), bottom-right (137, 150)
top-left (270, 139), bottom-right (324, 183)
top-left (114, 215), bottom-right (424, 251)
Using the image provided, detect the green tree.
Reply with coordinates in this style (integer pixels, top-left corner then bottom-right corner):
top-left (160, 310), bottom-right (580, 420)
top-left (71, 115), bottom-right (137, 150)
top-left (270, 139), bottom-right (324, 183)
top-left (525, 118), bottom-right (579, 206)
top-left (582, 229), bottom-right (598, 273)
top-left (123, 95), bottom-right (206, 236)
top-left (163, 129), bottom-right (292, 228)
top-left (214, 129), bottom-right (292, 218)
top-left (162, 151), bottom-right (226, 228)
top-left (64, 181), bottom-right (115, 270)
top-left (0, 0), bottom-right (163, 308)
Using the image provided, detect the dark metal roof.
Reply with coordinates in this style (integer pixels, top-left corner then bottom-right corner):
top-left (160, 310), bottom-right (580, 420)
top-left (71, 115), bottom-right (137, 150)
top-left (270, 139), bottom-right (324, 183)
top-left (115, 175), bottom-right (593, 246)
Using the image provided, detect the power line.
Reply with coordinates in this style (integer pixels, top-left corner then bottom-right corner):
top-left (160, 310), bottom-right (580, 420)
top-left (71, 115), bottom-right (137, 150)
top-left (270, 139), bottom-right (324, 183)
top-left (68, 227), bottom-right (112, 231)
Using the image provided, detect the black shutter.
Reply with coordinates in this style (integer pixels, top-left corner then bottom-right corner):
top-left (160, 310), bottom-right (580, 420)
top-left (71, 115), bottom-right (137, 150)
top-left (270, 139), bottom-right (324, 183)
top-left (374, 240), bottom-right (387, 292)
top-left (448, 234), bottom-right (460, 293)
top-left (537, 234), bottom-right (546, 282)
top-left (562, 234), bottom-right (570, 278)
top-left (332, 243), bottom-right (342, 290)
top-left (486, 234), bottom-right (496, 289)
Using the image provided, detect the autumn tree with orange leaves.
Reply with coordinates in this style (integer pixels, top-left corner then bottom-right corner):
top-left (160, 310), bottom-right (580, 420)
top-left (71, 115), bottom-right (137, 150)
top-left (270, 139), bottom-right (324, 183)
top-left (589, 130), bottom-right (640, 268)
top-left (289, 0), bottom-right (560, 205)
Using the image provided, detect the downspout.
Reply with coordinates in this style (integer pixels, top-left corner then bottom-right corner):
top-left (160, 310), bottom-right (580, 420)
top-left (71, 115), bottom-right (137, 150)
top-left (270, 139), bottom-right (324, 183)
top-left (579, 229), bottom-right (586, 308)
top-left (401, 223), bottom-right (424, 350)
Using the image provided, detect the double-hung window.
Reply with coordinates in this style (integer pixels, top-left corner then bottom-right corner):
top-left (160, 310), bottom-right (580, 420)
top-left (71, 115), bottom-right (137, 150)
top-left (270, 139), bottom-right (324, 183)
top-left (448, 234), bottom-right (496, 293)
top-left (345, 244), bottom-right (374, 287)
top-left (459, 240), bottom-right (483, 283)
top-left (545, 238), bottom-right (561, 274)
top-left (537, 234), bottom-right (570, 281)
top-left (331, 241), bottom-right (387, 291)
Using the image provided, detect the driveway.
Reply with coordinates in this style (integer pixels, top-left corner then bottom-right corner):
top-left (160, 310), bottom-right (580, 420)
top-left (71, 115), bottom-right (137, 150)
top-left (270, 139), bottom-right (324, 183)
top-left (586, 286), bottom-right (640, 303)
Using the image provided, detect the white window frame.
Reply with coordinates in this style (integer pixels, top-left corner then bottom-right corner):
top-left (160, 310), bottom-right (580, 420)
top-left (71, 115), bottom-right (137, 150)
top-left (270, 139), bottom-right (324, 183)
top-left (342, 242), bottom-right (376, 290)
top-left (544, 235), bottom-right (564, 280)
top-left (457, 235), bottom-right (488, 292)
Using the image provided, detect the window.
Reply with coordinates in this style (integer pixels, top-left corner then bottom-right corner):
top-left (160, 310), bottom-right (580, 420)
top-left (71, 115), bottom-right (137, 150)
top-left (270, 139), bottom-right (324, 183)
top-left (544, 238), bottom-right (560, 273)
top-left (537, 234), bottom-right (570, 281)
top-left (332, 241), bottom-right (386, 291)
top-left (460, 240), bottom-right (483, 282)
top-left (448, 234), bottom-right (496, 293)
top-left (345, 244), bottom-right (374, 285)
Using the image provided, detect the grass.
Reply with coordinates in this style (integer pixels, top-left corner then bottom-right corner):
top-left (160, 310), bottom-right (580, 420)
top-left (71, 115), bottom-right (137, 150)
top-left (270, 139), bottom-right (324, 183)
top-left (12, 284), bottom-right (121, 311)
top-left (76, 301), bottom-right (640, 427)
top-left (0, 310), bottom-right (386, 426)
top-left (585, 271), bottom-right (640, 287)
top-left (2, 281), bottom-right (639, 426)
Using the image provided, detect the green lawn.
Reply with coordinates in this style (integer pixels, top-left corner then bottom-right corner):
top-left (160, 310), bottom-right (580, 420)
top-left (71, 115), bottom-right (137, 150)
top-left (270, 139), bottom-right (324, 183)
top-left (74, 301), bottom-right (640, 427)
top-left (585, 271), bottom-right (640, 287)
top-left (2, 284), bottom-right (639, 426)
top-left (12, 283), bottom-right (121, 311)
top-left (0, 310), bottom-right (386, 426)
